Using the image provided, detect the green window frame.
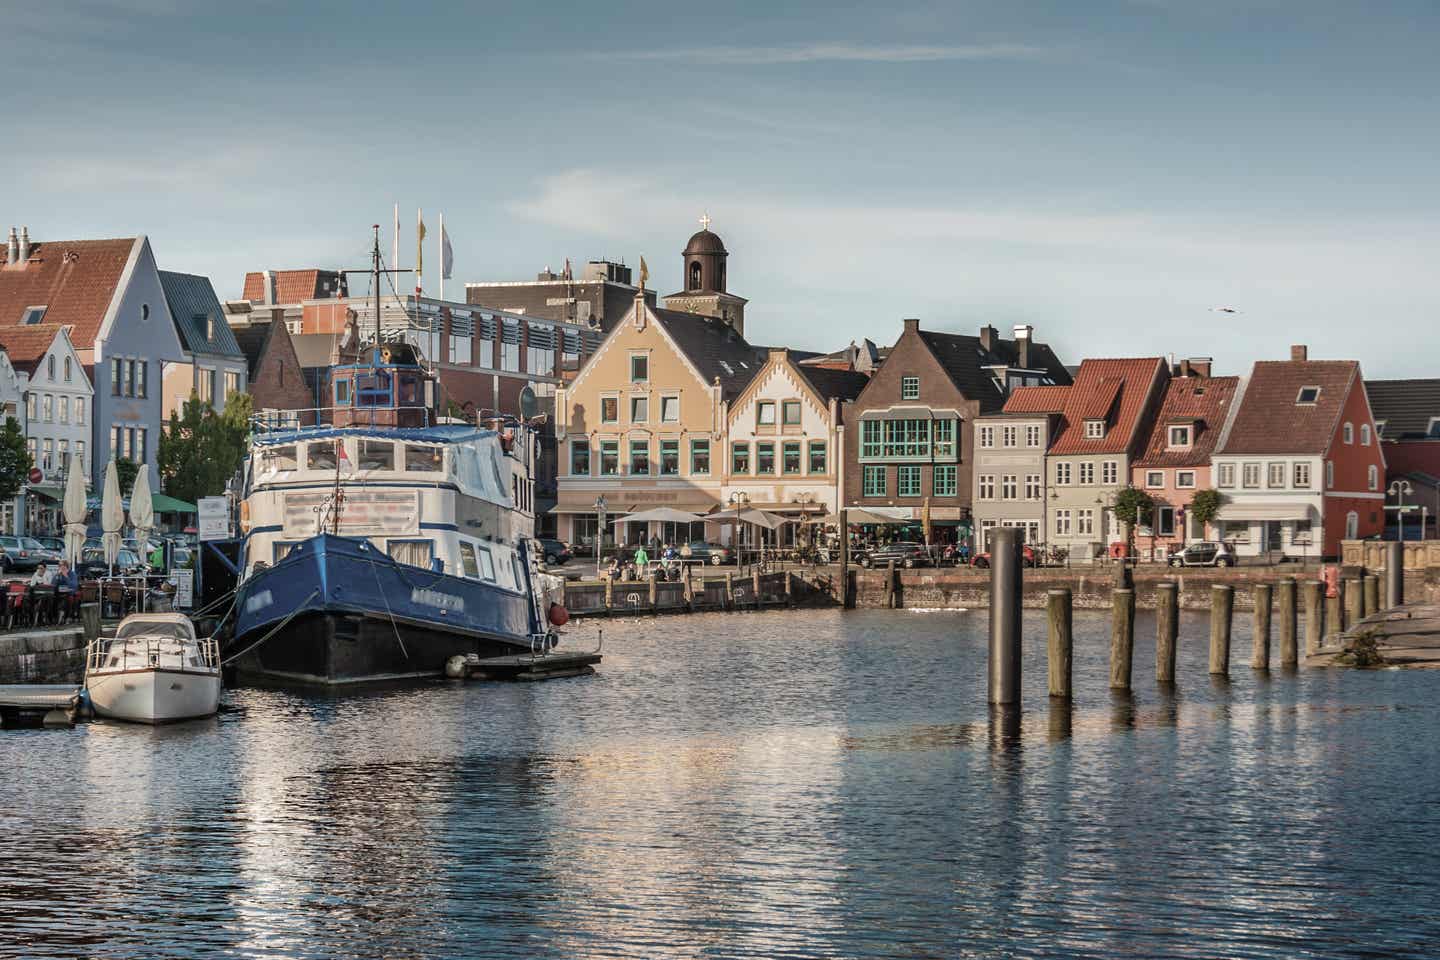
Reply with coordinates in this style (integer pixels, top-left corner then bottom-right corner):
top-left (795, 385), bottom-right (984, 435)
top-left (691, 439), bottom-right (710, 475)
top-left (659, 439), bottom-right (679, 476)
top-left (629, 439), bottom-right (649, 475)
top-left (808, 440), bottom-right (827, 474)
top-left (756, 441), bottom-right (775, 475)
top-left (731, 442), bottom-right (750, 475)
top-left (861, 420), bottom-right (883, 458)
top-left (782, 441), bottom-right (802, 475)
top-left (898, 465), bottom-right (921, 497)
top-left (782, 400), bottom-right (802, 425)
top-left (570, 439), bottom-right (590, 476)
top-left (599, 441), bottom-right (619, 476)
top-left (933, 464), bottom-right (957, 496)
top-left (862, 465), bottom-right (886, 497)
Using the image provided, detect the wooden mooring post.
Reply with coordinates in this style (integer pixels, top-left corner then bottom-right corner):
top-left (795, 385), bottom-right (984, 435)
top-left (1384, 540), bottom-right (1404, 609)
top-left (884, 559), bottom-right (898, 608)
top-left (1303, 580), bottom-right (1324, 656)
top-left (1047, 588), bottom-right (1072, 699)
top-left (1363, 575), bottom-right (1379, 618)
top-left (1251, 583), bottom-right (1272, 671)
top-left (1343, 577), bottom-right (1363, 632)
top-left (1155, 580), bottom-right (1178, 685)
top-left (1277, 577), bottom-right (1298, 668)
top-left (1110, 588), bottom-right (1135, 691)
top-left (1209, 584), bottom-right (1233, 676)
top-left (839, 508), bottom-right (852, 609)
top-left (604, 577), bottom-right (614, 613)
top-left (725, 572), bottom-right (734, 609)
top-left (987, 528), bottom-right (1022, 706)
top-left (648, 576), bottom-right (658, 611)
top-left (752, 569), bottom-right (761, 608)
top-left (1325, 590), bottom-right (1343, 640)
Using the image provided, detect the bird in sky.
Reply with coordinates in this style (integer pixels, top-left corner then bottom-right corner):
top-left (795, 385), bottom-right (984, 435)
top-left (1210, 306), bottom-right (1241, 314)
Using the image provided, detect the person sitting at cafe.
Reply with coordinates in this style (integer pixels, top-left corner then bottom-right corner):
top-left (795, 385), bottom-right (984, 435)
top-left (29, 562), bottom-right (51, 586)
top-left (55, 561), bottom-right (78, 592)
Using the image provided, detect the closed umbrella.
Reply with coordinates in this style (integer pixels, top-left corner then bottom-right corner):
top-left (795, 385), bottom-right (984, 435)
top-left (62, 453), bottom-right (87, 566)
top-left (130, 467), bottom-right (154, 570)
top-left (921, 498), bottom-right (932, 547)
top-left (101, 459), bottom-right (123, 572)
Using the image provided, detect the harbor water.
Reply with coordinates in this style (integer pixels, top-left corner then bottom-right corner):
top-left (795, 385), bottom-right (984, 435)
top-left (3, 608), bottom-right (1439, 958)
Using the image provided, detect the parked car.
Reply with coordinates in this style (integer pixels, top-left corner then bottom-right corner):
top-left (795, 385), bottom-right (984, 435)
top-left (77, 547), bottom-right (147, 580)
top-left (857, 541), bottom-right (933, 569)
top-left (683, 540), bottom-right (733, 565)
top-left (0, 536), bottom-right (46, 573)
top-left (1167, 541), bottom-right (1236, 568)
top-left (971, 545), bottom-right (1038, 569)
top-left (538, 538), bottom-right (573, 566)
top-left (33, 536), bottom-right (66, 555)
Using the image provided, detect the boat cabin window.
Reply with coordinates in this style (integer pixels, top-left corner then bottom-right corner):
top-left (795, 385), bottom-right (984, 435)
top-left (273, 542), bottom-right (300, 563)
top-left (474, 544), bottom-right (496, 581)
top-left (306, 440), bottom-right (339, 471)
top-left (398, 374), bottom-right (421, 405)
top-left (116, 621), bottom-right (194, 641)
top-left (458, 542), bottom-right (480, 578)
top-left (358, 439), bottom-right (396, 471)
top-left (334, 377), bottom-right (352, 406)
top-left (387, 539), bottom-right (433, 568)
top-left (355, 371), bottom-right (393, 407)
top-left (266, 445), bottom-right (298, 472)
top-left (405, 444), bottom-right (443, 472)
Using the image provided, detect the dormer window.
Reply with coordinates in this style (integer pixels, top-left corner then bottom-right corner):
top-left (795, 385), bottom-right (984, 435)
top-left (901, 376), bottom-right (919, 400)
top-left (1168, 424), bottom-right (1192, 448)
top-left (1296, 385), bottom-right (1321, 404)
top-left (22, 306), bottom-right (46, 325)
top-left (1085, 419), bottom-right (1105, 439)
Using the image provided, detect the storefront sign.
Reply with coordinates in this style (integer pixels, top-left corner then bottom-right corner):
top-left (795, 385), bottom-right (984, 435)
top-left (282, 490), bottom-right (420, 538)
top-left (197, 497), bottom-right (230, 541)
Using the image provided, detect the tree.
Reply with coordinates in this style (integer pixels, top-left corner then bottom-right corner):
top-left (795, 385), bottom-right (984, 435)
top-left (1112, 486), bottom-right (1154, 558)
top-left (1189, 489), bottom-right (1224, 539)
top-left (159, 393), bottom-right (253, 505)
top-left (114, 457), bottom-right (140, 495)
top-left (0, 417), bottom-right (31, 502)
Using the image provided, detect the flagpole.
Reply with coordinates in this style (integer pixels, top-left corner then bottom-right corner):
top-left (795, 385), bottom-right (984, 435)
top-left (416, 207), bottom-right (424, 297)
top-left (392, 203), bottom-right (400, 279)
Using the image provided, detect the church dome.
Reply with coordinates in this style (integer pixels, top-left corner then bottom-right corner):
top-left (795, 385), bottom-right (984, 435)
top-left (683, 228), bottom-right (727, 256)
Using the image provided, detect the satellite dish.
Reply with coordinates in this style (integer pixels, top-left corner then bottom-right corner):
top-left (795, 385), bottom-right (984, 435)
top-left (518, 385), bottom-right (538, 420)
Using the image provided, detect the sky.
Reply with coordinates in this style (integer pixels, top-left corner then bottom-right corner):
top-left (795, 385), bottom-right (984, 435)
top-left (4, 0), bottom-right (1438, 376)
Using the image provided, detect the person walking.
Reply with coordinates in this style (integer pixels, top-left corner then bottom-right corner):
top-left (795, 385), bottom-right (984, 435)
top-left (633, 543), bottom-right (650, 577)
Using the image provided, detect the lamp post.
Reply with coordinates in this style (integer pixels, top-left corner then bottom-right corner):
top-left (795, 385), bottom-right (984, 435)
top-left (594, 494), bottom-right (607, 568)
top-left (729, 491), bottom-right (749, 567)
top-left (1389, 479), bottom-right (1413, 543)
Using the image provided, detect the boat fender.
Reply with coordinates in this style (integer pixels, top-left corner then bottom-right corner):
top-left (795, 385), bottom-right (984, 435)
top-left (548, 603), bottom-right (570, 627)
top-left (444, 655), bottom-right (468, 679)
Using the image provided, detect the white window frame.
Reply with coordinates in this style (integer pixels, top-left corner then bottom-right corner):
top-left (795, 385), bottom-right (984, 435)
top-left (1024, 474), bottom-right (1041, 500)
top-left (1294, 462), bottom-right (1311, 488)
top-left (1343, 422), bottom-right (1353, 445)
top-left (660, 394), bottom-right (680, 424)
top-left (1085, 419), bottom-right (1105, 439)
top-left (1176, 471), bottom-right (1196, 489)
top-left (1055, 509), bottom-right (1072, 536)
top-left (1102, 461), bottom-right (1118, 485)
top-left (1001, 426), bottom-right (1017, 448)
top-left (1025, 424), bottom-right (1041, 448)
top-left (1326, 460), bottom-right (1334, 488)
top-left (978, 426), bottom-right (994, 449)
top-left (978, 474), bottom-right (995, 500)
top-left (1079, 462), bottom-right (1094, 485)
top-left (1168, 424), bottom-right (1191, 448)
top-left (1360, 424), bottom-right (1370, 446)
top-left (900, 376), bottom-right (920, 401)
top-left (1368, 464), bottom-right (1378, 491)
top-left (1267, 462), bottom-right (1286, 489)
top-left (1242, 462), bottom-right (1261, 489)
top-left (1055, 462), bottom-right (1071, 485)
top-left (1001, 475), bottom-right (1017, 500)
top-left (1146, 470), bottom-right (1164, 489)
top-left (1218, 463), bottom-right (1235, 488)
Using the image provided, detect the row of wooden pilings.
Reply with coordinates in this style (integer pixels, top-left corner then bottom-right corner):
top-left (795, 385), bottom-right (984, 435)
top-left (989, 527), bottom-right (1405, 704)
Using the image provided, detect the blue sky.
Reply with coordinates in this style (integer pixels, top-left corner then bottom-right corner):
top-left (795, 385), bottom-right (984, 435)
top-left (5, 0), bottom-right (1437, 375)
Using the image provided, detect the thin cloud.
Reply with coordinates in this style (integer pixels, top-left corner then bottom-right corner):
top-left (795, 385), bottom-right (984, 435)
top-left (607, 42), bottom-right (1046, 65)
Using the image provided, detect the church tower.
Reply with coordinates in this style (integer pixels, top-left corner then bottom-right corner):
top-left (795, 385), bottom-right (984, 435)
top-left (662, 215), bottom-right (749, 336)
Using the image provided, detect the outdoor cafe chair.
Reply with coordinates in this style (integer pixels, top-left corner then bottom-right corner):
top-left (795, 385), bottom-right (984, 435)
top-left (3, 582), bottom-right (25, 630)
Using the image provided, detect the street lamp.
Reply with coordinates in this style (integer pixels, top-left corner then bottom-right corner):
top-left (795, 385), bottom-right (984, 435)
top-left (594, 494), bottom-right (607, 566)
top-left (728, 491), bottom-right (749, 563)
top-left (1389, 479), bottom-right (1413, 542)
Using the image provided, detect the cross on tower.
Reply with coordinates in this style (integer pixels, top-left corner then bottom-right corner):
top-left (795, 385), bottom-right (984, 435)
top-left (699, 213), bottom-right (711, 231)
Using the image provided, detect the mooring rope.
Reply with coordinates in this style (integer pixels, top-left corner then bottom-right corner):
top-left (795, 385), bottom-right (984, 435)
top-left (219, 589), bottom-right (320, 667)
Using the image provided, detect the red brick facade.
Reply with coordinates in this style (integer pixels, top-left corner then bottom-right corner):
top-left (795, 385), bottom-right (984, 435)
top-left (246, 319), bottom-right (315, 419)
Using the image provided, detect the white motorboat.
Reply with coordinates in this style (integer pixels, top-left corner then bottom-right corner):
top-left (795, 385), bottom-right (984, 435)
top-left (85, 613), bottom-right (221, 724)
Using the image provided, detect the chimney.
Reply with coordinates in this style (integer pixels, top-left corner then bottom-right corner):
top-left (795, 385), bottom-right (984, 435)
top-left (979, 324), bottom-right (997, 352)
top-left (1179, 358), bottom-right (1191, 378)
top-left (903, 317), bottom-right (921, 335)
top-left (17, 226), bottom-right (30, 263)
top-left (1188, 357), bottom-right (1213, 377)
top-left (1012, 324), bottom-right (1033, 368)
top-left (263, 270), bottom-right (276, 305)
top-left (1290, 344), bottom-right (1308, 362)
top-left (5, 228), bottom-right (16, 266)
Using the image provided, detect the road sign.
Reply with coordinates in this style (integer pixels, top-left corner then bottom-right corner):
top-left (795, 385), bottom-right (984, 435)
top-left (197, 496), bottom-right (230, 541)
top-left (174, 569), bottom-right (194, 608)
top-left (27, 467), bottom-right (42, 484)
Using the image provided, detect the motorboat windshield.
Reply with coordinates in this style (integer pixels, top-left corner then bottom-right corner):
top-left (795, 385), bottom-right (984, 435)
top-left (116, 621), bottom-right (195, 641)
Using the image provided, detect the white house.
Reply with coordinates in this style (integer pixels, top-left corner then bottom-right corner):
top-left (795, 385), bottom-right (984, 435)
top-left (0, 349), bottom-right (26, 533)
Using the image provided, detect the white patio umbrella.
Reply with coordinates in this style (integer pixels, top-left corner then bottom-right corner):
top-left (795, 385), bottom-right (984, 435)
top-left (611, 507), bottom-right (704, 525)
top-left (101, 459), bottom-right (124, 572)
top-left (130, 466), bottom-right (154, 569)
top-left (62, 453), bottom-right (87, 566)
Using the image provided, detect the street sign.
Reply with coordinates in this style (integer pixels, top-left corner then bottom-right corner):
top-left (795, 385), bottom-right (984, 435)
top-left (1384, 504), bottom-right (1418, 512)
top-left (197, 496), bottom-right (230, 541)
top-left (27, 467), bottom-right (41, 484)
top-left (174, 569), bottom-right (194, 608)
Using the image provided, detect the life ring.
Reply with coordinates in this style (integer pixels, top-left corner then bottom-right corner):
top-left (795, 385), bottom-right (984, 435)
top-left (1109, 541), bottom-right (1127, 559)
top-left (547, 603), bottom-right (570, 627)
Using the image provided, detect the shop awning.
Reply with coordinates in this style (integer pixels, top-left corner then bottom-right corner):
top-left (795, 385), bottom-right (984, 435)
top-left (151, 493), bottom-right (197, 514)
top-left (27, 484), bottom-right (65, 502)
top-left (1215, 501), bottom-right (1318, 522)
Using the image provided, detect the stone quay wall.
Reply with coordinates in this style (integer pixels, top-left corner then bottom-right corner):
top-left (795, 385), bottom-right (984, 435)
top-left (0, 628), bottom-right (88, 684)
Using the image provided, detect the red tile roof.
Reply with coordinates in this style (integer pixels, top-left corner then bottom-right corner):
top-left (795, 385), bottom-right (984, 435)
top-left (0, 238), bottom-right (137, 355)
top-left (1002, 384), bottom-right (1071, 413)
top-left (1135, 375), bottom-right (1240, 467)
top-left (0, 325), bottom-right (65, 374)
top-left (1220, 360), bottom-right (1359, 455)
top-left (1047, 358), bottom-right (1168, 456)
top-left (242, 269), bottom-right (345, 304)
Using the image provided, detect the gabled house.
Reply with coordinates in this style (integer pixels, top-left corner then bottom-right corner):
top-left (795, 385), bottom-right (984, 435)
top-left (1214, 345), bottom-right (1385, 560)
top-left (845, 319), bottom-right (1070, 536)
top-left (230, 309), bottom-right (315, 425)
top-left (1032, 357), bottom-right (1170, 562)
top-left (972, 386), bottom-right (1071, 552)
top-left (160, 271), bottom-right (248, 418)
top-left (1131, 365), bottom-right (1239, 556)
top-left (1365, 378), bottom-right (1440, 537)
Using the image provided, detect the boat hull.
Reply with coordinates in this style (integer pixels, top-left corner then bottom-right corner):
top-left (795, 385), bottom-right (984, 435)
top-left (87, 669), bottom-right (221, 724)
top-left (231, 534), bottom-right (539, 687)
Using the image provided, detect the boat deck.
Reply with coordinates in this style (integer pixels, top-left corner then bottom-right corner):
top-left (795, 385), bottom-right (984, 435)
top-left (457, 650), bottom-right (602, 682)
top-left (0, 684), bottom-right (81, 728)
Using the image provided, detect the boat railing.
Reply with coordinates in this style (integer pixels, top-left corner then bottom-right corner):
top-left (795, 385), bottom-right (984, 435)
top-left (87, 635), bottom-right (220, 673)
top-left (250, 404), bottom-right (433, 433)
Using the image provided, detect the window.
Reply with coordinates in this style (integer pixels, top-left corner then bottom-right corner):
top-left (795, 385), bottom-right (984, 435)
top-left (47, 356), bottom-right (55, 380)
top-left (1146, 470), bottom-right (1164, 488)
top-left (21, 306), bottom-right (46, 325)
top-left (264, 445), bottom-right (298, 472)
top-left (860, 420), bottom-right (883, 458)
top-left (477, 339), bottom-right (494, 368)
top-left (75, 441), bottom-right (85, 474)
top-left (25, 393), bottom-right (36, 420)
top-left (41, 439), bottom-right (53, 472)
top-left (124, 359), bottom-right (135, 397)
top-left (135, 428), bottom-right (146, 464)
top-left (979, 475), bottom-right (995, 499)
top-left (1025, 474), bottom-right (1041, 499)
top-left (808, 441), bottom-right (827, 474)
top-left (1176, 471), bottom-right (1196, 489)
top-left (1218, 463), bottom-right (1235, 488)
top-left (757, 401), bottom-right (776, 426)
top-left (756, 441), bottom-right (775, 475)
top-left (690, 439), bottom-right (710, 475)
top-left (1156, 505), bottom-right (1175, 538)
top-left (1077, 509), bottom-right (1095, 536)
top-left (934, 465), bottom-right (957, 496)
top-left (1343, 422), bottom-right (1353, 444)
top-left (933, 419), bottom-right (956, 459)
top-left (1368, 464), bottom-right (1378, 491)
top-left (571, 440), bottom-right (591, 476)
top-left (1345, 511), bottom-right (1359, 540)
top-left (1001, 426), bottom-right (1017, 448)
top-left (1168, 425), bottom-right (1191, 447)
top-left (1267, 462), bottom-right (1286, 488)
top-left (109, 358), bottom-right (121, 396)
top-left (629, 440), bottom-right (649, 475)
top-left (1376, 420), bottom-right (1387, 439)
top-left (1293, 463), bottom-right (1311, 488)
top-left (59, 397), bottom-right (69, 425)
top-left (63, 357), bottom-right (71, 382)
top-left (599, 441), bottom-right (619, 476)
top-left (901, 376), bottom-right (919, 400)
top-left (630, 354), bottom-right (648, 382)
top-left (731, 442), bottom-right (750, 474)
top-left (405, 445), bottom-right (443, 472)
top-left (1079, 462), bottom-right (1094, 485)
top-left (458, 542), bottom-right (480, 579)
top-left (198, 368), bottom-right (216, 407)
top-left (42, 395), bottom-right (52, 422)
top-left (387, 540), bottom-right (433, 568)
top-left (898, 465), bottom-right (921, 496)
top-left (858, 418), bottom-right (940, 460)
top-left (1001, 475), bottom-right (1017, 500)
top-left (782, 441), bottom-right (802, 475)
top-left (862, 465), bottom-right (886, 497)
top-left (1325, 460), bottom-right (1334, 488)
top-left (26, 438), bottom-right (36, 466)
top-left (1055, 462), bottom-right (1071, 485)
top-left (1293, 519), bottom-right (1313, 544)
top-left (782, 400), bottom-right (802, 426)
top-left (357, 440), bottom-right (395, 471)
top-left (306, 440), bottom-right (339, 471)
top-left (1360, 424), bottom-right (1371, 446)
top-left (660, 440), bottom-right (679, 476)
top-left (629, 396), bottom-right (648, 423)
top-left (1085, 419), bottom-right (1105, 439)
top-left (75, 397), bottom-right (85, 426)
top-left (137, 361), bottom-right (148, 399)
top-left (978, 426), bottom-right (995, 448)
top-left (1102, 461), bottom-right (1118, 485)
top-left (1296, 386), bottom-right (1320, 404)
top-left (601, 397), bottom-right (618, 424)
top-left (1025, 425), bottom-right (1041, 448)
top-left (334, 378), bottom-right (352, 405)
top-left (1242, 463), bottom-right (1261, 488)
top-left (501, 341), bottom-right (519, 371)
top-left (225, 371), bottom-right (242, 400)
top-left (660, 396), bottom-right (679, 423)
top-left (475, 544), bottom-right (497, 581)
top-left (1055, 510), bottom-right (1072, 536)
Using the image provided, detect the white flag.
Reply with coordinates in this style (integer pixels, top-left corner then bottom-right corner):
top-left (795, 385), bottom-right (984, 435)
top-left (441, 221), bottom-right (454, 280)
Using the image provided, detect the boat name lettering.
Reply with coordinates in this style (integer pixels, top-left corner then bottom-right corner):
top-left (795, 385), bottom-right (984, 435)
top-left (411, 588), bottom-right (465, 612)
top-left (244, 590), bottom-right (274, 613)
